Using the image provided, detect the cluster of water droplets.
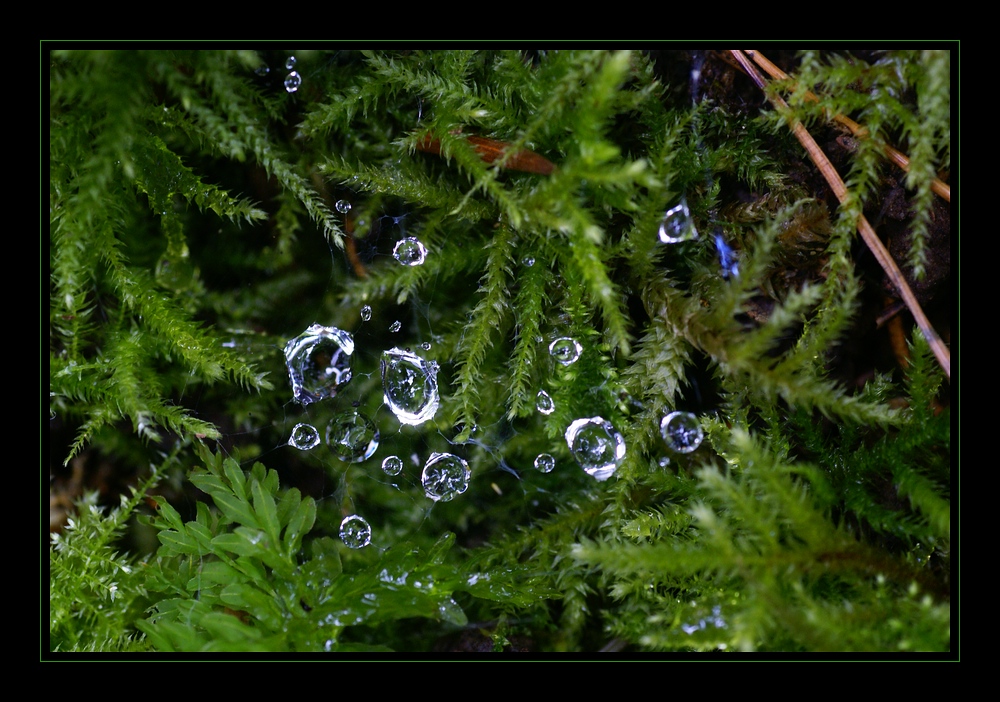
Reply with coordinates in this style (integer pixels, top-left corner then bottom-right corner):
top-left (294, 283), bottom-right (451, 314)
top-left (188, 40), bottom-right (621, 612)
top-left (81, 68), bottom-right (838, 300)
top-left (284, 55), bottom-right (301, 93)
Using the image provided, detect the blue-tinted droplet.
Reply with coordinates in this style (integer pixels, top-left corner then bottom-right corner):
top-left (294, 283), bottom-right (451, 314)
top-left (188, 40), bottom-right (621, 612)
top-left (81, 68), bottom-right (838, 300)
top-left (660, 411), bottom-right (704, 453)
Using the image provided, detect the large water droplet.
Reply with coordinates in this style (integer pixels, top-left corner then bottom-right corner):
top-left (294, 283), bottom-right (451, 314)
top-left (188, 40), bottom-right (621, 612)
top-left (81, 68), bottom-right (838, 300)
top-left (565, 416), bottom-right (626, 481)
top-left (660, 411), bottom-right (704, 453)
top-left (421, 452), bottom-right (470, 502)
top-left (335, 199), bottom-right (352, 214)
top-left (360, 305), bottom-right (372, 322)
top-left (534, 453), bottom-right (555, 473)
top-left (381, 348), bottom-right (440, 425)
top-left (393, 237), bottom-right (428, 266)
top-left (326, 410), bottom-right (379, 462)
top-left (284, 324), bottom-right (354, 405)
top-left (658, 196), bottom-right (698, 243)
top-left (549, 337), bottom-right (582, 365)
top-left (339, 514), bottom-right (371, 549)
top-left (536, 390), bottom-right (555, 415)
top-left (289, 422), bottom-right (320, 450)
top-left (284, 71), bottom-right (301, 93)
top-left (382, 455), bottom-right (404, 477)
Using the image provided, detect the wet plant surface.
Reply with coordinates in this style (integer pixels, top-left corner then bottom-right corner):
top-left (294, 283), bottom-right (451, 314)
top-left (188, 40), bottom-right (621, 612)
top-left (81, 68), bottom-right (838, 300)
top-left (48, 48), bottom-right (953, 655)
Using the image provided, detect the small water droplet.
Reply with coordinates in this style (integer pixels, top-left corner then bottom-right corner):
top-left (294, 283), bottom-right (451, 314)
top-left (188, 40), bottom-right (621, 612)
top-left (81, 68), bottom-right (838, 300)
top-left (549, 337), bottom-right (582, 365)
top-left (381, 348), bottom-right (440, 425)
top-left (284, 324), bottom-right (354, 405)
top-left (418, 341), bottom-right (431, 351)
top-left (285, 55), bottom-right (297, 70)
top-left (389, 320), bottom-right (401, 333)
top-left (421, 452), bottom-right (470, 502)
top-left (382, 455), bottom-right (404, 477)
top-left (326, 410), bottom-right (379, 462)
top-left (565, 416), bottom-right (626, 481)
top-left (393, 237), bottom-right (428, 266)
top-left (522, 256), bottom-right (535, 267)
top-left (284, 71), bottom-right (302, 93)
top-left (658, 455), bottom-right (671, 468)
top-left (660, 411), bottom-right (704, 453)
top-left (534, 453), bottom-right (556, 473)
top-left (658, 196), bottom-right (698, 243)
top-left (360, 305), bottom-right (372, 322)
top-left (289, 422), bottom-right (320, 450)
top-left (339, 514), bottom-right (371, 549)
top-left (535, 390), bottom-right (555, 415)
top-left (335, 199), bottom-right (351, 214)
top-left (255, 65), bottom-right (270, 77)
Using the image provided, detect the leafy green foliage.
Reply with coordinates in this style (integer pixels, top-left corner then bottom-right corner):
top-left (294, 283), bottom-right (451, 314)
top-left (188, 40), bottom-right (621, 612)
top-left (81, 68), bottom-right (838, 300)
top-left (48, 48), bottom-right (951, 654)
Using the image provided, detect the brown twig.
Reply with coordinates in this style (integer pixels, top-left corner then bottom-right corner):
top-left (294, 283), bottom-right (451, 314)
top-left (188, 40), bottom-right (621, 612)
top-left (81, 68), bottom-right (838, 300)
top-left (730, 50), bottom-right (950, 380)
top-left (742, 50), bottom-right (950, 203)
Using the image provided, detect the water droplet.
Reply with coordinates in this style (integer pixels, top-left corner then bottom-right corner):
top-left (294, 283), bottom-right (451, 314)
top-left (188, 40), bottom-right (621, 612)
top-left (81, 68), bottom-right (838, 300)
top-left (658, 196), bottom-right (698, 243)
top-left (549, 337), bottom-right (582, 365)
top-left (284, 324), bottom-right (354, 405)
top-left (381, 348), bottom-right (440, 425)
top-left (389, 320), bottom-right (401, 333)
top-left (339, 514), bottom-right (371, 549)
top-left (534, 453), bottom-right (555, 473)
top-left (382, 455), bottom-right (404, 477)
top-left (522, 256), bottom-right (535, 267)
top-left (565, 416), bottom-right (626, 481)
top-left (326, 410), bottom-right (379, 462)
top-left (660, 411), bottom-right (704, 453)
top-left (255, 65), bottom-right (270, 77)
top-left (289, 422), bottom-right (320, 450)
top-left (419, 342), bottom-right (431, 351)
top-left (284, 71), bottom-right (301, 93)
top-left (658, 455), bottom-right (671, 468)
top-left (421, 452), bottom-right (470, 502)
top-left (335, 199), bottom-right (352, 214)
top-left (393, 237), bottom-right (428, 266)
top-left (285, 55), bottom-right (297, 70)
top-left (535, 390), bottom-right (555, 415)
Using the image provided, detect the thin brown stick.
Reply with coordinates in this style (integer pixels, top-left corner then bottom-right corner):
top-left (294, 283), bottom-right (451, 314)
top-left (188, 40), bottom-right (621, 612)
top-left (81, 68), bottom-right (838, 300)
top-left (730, 50), bottom-right (950, 380)
top-left (743, 50), bottom-right (950, 203)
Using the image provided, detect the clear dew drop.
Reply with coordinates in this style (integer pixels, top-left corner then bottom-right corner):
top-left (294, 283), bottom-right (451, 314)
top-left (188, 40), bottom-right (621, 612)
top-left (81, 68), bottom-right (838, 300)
top-left (326, 410), bottom-right (380, 463)
top-left (360, 305), bottom-right (372, 322)
top-left (534, 453), bottom-right (556, 473)
top-left (285, 55), bottom-right (297, 70)
top-left (335, 199), bottom-right (352, 214)
top-left (339, 514), bottom-right (371, 549)
top-left (522, 256), bottom-right (535, 267)
top-left (289, 422), bottom-right (320, 450)
top-left (535, 390), bottom-right (555, 415)
top-left (657, 196), bottom-right (699, 243)
top-left (389, 320), bottom-right (401, 333)
top-left (658, 455), bottom-right (671, 468)
top-left (419, 341), bottom-right (431, 351)
top-left (421, 452), bottom-right (470, 502)
top-left (381, 347), bottom-right (440, 425)
top-left (660, 411), bottom-right (704, 453)
top-left (549, 337), bottom-right (583, 365)
top-left (255, 65), bottom-right (270, 77)
top-left (382, 455), bottom-right (404, 477)
top-left (284, 71), bottom-right (302, 93)
top-left (393, 237), bottom-right (428, 266)
top-left (565, 416), bottom-right (626, 481)
top-left (284, 324), bottom-right (354, 405)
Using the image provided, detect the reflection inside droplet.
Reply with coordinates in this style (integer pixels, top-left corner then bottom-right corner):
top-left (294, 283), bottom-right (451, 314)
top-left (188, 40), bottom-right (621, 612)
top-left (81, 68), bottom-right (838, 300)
top-left (421, 452), bottom-right (470, 502)
top-left (289, 422), bottom-right (320, 450)
top-left (339, 514), bottom-right (371, 548)
top-left (335, 199), bottom-right (352, 214)
top-left (534, 453), bottom-right (555, 473)
top-left (382, 455), bottom-right (404, 477)
top-left (565, 416), bottom-right (626, 481)
top-left (658, 196), bottom-right (698, 243)
top-left (284, 324), bottom-right (354, 405)
top-left (549, 337), bottom-right (582, 365)
top-left (660, 411), bottom-right (704, 453)
top-left (536, 390), bottom-right (555, 415)
top-left (393, 237), bottom-right (428, 266)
